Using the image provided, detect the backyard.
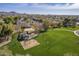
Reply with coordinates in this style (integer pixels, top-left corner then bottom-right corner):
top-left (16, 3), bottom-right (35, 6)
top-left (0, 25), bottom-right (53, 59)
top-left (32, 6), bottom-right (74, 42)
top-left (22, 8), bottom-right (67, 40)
top-left (0, 27), bottom-right (79, 56)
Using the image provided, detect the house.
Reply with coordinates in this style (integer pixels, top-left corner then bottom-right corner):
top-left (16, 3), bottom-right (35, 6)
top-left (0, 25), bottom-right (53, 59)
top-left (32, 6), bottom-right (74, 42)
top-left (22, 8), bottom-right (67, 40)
top-left (0, 35), bottom-right (11, 47)
top-left (0, 36), bottom-right (9, 43)
top-left (35, 22), bottom-right (45, 31)
top-left (24, 28), bottom-right (35, 33)
top-left (15, 17), bottom-right (31, 32)
top-left (76, 18), bottom-right (79, 26)
top-left (32, 19), bottom-right (46, 32)
top-left (17, 18), bottom-right (39, 41)
top-left (17, 28), bottom-right (38, 41)
top-left (17, 26), bottom-right (38, 41)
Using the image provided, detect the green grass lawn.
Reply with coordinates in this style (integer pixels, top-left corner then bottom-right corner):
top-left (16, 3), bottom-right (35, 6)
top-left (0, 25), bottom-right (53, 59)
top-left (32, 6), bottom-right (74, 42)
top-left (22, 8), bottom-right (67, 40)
top-left (4, 27), bottom-right (79, 56)
top-left (8, 33), bottom-right (25, 55)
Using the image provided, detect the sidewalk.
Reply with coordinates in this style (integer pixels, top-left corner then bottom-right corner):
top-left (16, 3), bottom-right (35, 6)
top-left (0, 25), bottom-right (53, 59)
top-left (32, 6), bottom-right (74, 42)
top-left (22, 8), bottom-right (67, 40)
top-left (0, 37), bottom-right (11, 47)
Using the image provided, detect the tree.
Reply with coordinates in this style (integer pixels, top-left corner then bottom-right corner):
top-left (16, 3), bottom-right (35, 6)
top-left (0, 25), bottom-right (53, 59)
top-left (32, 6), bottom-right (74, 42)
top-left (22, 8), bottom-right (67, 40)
top-left (13, 16), bottom-right (20, 24)
top-left (63, 18), bottom-right (70, 27)
top-left (0, 23), bottom-right (13, 37)
top-left (70, 18), bottom-right (76, 28)
top-left (42, 20), bottom-right (49, 30)
top-left (3, 17), bottom-right (13, 24)
top-left (63, 18), bottom-right (76, 28)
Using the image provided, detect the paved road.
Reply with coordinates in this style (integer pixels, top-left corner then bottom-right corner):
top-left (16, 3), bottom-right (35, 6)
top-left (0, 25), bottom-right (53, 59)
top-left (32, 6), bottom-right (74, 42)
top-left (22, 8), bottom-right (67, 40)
top-left (74, 30), bottom-right (79, 36)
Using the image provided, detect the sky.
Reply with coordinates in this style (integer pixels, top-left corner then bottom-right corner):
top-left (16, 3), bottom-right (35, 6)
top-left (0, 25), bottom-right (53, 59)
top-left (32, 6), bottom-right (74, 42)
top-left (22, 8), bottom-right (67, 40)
top-left (0, 3), bottom-right (79, 15)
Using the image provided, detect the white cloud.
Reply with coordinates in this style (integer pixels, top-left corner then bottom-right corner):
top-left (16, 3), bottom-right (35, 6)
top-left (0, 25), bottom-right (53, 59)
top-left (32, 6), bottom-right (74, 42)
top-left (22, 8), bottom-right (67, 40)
top-left (68, 3), bottom-right (79, 9)
top-left (22, 3), bottom-right (79, 15)
top-left (26, 3), bottom-right (79, 15)
top-left (52, 3), bottom-right (79, 10)
top-left (30, 3), bottom-right (79, 10)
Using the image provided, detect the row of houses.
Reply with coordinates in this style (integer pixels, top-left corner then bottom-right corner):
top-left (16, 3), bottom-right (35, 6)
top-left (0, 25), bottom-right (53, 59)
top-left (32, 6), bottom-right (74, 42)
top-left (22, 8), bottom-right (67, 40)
top-left (0, 16), bottom-right (79, 43)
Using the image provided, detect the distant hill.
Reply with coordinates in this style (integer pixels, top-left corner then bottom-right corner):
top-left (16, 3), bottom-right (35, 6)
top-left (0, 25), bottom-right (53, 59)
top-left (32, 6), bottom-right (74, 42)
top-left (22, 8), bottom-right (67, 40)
top-left (0, 11), bottom-right (21, 16)
top-left (0, 11), bottom-right (79, 17)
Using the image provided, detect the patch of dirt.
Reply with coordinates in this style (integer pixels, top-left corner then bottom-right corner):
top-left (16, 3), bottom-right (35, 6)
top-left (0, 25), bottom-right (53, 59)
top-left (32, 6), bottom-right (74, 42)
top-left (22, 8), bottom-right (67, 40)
top-left (20, 39), bottom-right (40, 50)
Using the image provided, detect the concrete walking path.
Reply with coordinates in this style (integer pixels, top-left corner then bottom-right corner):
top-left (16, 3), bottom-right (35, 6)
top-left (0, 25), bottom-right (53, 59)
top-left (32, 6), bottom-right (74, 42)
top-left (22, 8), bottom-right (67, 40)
top-left (74, 30), bottom-right (79, 36)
